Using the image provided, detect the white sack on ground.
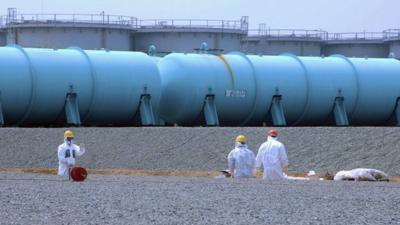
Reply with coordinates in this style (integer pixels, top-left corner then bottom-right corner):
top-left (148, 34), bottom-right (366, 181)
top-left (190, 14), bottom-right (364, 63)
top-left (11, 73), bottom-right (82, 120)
top-left (334, 168), bottom-right (389, 181)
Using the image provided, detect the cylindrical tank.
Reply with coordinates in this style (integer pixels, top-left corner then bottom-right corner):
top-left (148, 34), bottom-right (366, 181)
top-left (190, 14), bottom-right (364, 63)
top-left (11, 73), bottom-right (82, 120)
top-left (291, 55), bottom-right (358, 125)
top-left (158, 52), bottom-right (400, 126)
top-left (76, 49), bottom-right (161, 125)
top-left (0, 46), bottom-right (94, 125)
top-left (247, 54), bottom-right (359, 125)
top-left (0, 45), bottom-right (161, 126)
top-left (245, 54), bottom-right (309, 125)
top-left (345, 57), bottom-right (400, 125)
top-left (1, 46), bottom-right (400, 126)
top-left (157, 52), bottom-right (257, 125)
top-left (0, 46), bottom-right (35, 124)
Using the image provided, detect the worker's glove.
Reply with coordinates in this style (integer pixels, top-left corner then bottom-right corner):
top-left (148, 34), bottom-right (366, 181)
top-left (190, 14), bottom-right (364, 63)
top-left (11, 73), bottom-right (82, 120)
top-left (79, 143), bottom-right (86, 154)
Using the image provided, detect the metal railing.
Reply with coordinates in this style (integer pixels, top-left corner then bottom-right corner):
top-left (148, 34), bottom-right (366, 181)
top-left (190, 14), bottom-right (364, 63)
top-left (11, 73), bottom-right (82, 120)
top-left (384, 29), bottom-right (400, 40)
top-left (0, 13), bottom-right (138, 27)
top-left (326, 32), bottom-right (384, 41)
top-left (0, 13), bottom-right (247, 32)
top-left (138, 19), bottom-right (246, 31)
top-left (247, 29), bottom-right (327, 39)
top-left (246, 29), bottom-right (400, 42)
top-left (0, 12), bottom-right (399, 42)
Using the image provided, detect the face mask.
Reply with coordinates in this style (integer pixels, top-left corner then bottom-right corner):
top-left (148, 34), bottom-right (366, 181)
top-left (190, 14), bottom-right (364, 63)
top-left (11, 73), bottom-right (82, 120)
top-left (66, 138), bottom-right (74, 145)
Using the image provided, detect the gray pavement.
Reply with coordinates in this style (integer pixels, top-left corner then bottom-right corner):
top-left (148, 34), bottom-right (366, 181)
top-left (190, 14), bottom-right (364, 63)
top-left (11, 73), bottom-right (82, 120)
top-left (0, 173), bottom-right (399, 225)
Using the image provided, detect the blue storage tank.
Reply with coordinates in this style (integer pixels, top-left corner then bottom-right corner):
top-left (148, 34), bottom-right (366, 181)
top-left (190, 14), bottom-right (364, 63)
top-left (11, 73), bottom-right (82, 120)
top-left (158, 52), bottom-right (400, 126)
top-left (1, 46), bottom-right (400, 127)
top-left (0, 46), bottom-right (161, 126)
top-left (343, 57), bottom-right (400, 125)
top-left (0, 46), bottom-right (35, 125)
top-left (296, 55), bottom-right (358, 125)
top-left (76, 49), bottom-right (161, 125)
top-left (245, 54), bottom-right (308, 125)
top-left (157, 52), bottom-right (257, 125)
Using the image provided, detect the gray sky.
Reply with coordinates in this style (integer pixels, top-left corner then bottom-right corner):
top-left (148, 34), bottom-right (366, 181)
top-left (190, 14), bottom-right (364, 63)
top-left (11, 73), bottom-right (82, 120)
top-left (0, 0), bottom-right (398, 32)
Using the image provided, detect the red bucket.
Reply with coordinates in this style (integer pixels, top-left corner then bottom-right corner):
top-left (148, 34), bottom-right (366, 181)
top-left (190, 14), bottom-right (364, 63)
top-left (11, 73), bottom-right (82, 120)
top-left (70, 167), bottom-right (88, 182)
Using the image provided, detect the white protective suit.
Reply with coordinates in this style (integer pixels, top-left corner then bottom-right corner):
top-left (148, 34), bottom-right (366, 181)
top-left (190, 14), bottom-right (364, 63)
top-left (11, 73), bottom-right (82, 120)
top-left (227, 142), bottom-right (256, 178)
top-left (57, 139), bottom-right (85, 176)
top-left (255, 136), bottom-right (288, 181)
top-left (334, 168), bottom-right (389, 181)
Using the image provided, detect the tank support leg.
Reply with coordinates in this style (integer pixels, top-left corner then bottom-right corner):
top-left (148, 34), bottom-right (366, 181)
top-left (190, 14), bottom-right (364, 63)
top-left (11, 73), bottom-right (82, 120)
top-left (333, 97), bottom-right (349, 126)
top-left (65, 93), bottom-right (81, 126)
top-left (0, 96), bottom-right (4, 127)
top-left (139, 94), bottom-right (156, 126)
top-left (203, 95), bottom-right (219, 126)
top-left (394, 98), bottom-right (400, 126)
top-left (269, 95), bottom-right (287, 126)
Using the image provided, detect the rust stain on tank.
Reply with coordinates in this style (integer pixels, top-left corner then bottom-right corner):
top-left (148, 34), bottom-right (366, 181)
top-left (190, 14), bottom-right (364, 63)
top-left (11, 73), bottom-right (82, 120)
top-left (217, 54), bottom-right (235, 88)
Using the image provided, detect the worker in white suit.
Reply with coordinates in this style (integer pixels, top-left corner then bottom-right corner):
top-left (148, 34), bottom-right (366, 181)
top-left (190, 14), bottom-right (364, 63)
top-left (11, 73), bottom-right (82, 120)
top-left (255, 129), bottom-right (289, 181)
top-left (227, 135), bottom-right (256, 178)
top-left (57, 130), bottom-right (86, 176)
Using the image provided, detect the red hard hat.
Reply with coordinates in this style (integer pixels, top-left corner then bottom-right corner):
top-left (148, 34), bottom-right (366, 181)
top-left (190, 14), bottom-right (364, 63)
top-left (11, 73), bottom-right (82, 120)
top-left (70, 167), bottom-right (88, 182)
top-left (267, 129), bottom-right (278, 137)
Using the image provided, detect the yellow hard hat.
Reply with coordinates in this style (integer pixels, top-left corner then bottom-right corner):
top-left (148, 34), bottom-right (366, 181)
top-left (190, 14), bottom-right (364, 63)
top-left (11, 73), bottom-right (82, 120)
top-left (235, 135), bottom-right (247, 143)
top-left (64, 130), bottom-right (75, 138)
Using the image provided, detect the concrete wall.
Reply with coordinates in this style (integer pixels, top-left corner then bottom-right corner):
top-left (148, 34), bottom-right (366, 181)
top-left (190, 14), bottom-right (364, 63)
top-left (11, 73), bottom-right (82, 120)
top-left (322, 43), bottom-right (389, 58)
top-left (240, 39), bottom-right (322, 56)
top-left (388, 41), bottom-right (400, 59)
top-left (6, 27), bottom-right (132, 50)
top-left (0, 26), bottom-right (397, 59)
top-left (134, 31), bottom-right (243, 53)
top-left (0, 32), bottom-right (6, 46)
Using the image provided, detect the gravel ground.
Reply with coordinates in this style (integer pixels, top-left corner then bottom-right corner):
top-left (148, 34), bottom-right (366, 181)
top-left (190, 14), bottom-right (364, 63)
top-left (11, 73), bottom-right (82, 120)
top-left (1, 127), bottom-right (400, 175)
top-left (0, 173), bottom-right (399, 225)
